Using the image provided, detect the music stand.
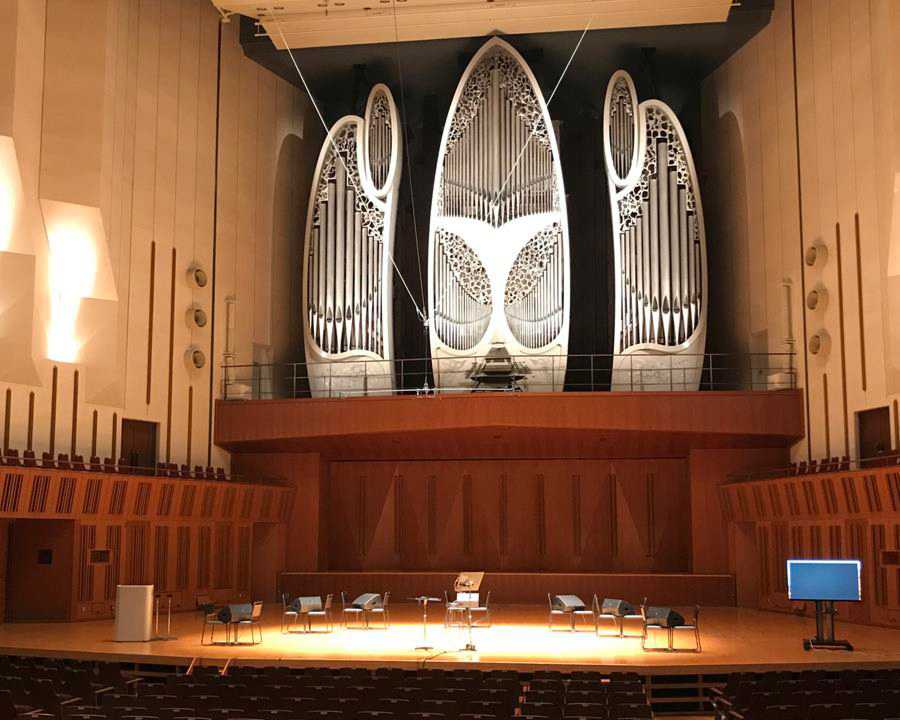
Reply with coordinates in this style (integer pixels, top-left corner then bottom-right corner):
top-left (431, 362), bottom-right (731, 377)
top-left (409, 596), bottom-right (441, 650)
top-left (454, 572), bottom-right (484, 652)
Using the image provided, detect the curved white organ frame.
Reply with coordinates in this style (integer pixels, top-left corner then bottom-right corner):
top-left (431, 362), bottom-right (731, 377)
top-left (302, 84), bottom-right (401, 396)
top-left (428, 37), bottom-right (570, 391)
top-left (603, 70), bottom-right (708, 391)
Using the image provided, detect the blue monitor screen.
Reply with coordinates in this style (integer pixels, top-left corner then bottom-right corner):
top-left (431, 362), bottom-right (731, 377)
top-left (787, 559), bottom-right (861, 601)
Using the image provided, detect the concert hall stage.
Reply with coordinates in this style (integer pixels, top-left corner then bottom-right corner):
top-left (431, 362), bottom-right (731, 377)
top-left (1, 605), bottom-right (899, 675)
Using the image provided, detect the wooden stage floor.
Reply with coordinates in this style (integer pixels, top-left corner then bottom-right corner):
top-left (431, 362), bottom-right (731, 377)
top-left (1, 605), bottom-right (898, 674)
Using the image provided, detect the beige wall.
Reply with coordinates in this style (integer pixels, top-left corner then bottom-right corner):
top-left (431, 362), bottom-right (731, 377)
top-left (701, 0), bottom-right (900, 462)
top-left (0, 0), bottom-right (317, 470)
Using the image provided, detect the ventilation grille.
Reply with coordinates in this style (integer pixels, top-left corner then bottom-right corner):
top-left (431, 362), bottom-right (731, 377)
top-left (108, 480), bottom-right (127, 515)
top-left (82, 477), bottom-right (102, 514)
top-left (28, 476), bottom-right (50, 513)
top-left (179, 486), bottom-right (196, 517)
top-left (55, 476), bottom-right (76, 513)
top-left (133, 483), bottom-right (151, 516)
top-left (157, 484), bottom-right (174, 517)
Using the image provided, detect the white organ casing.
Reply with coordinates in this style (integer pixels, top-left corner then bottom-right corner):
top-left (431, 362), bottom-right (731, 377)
top-left (603, 70), bottom-right (708, 391)
top-left (302, 84), bottom-right (401, 396)
top-left (428, 37), bottom-right (570, 392)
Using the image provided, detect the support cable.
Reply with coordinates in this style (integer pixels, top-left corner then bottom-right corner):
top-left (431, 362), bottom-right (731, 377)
top-left (268, 15), bottom-right (427, 322)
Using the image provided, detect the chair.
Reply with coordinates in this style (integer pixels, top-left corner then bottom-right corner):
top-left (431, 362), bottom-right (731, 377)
top-left (117, 457), bottom-right (129, 473)
top-left (641, 601), bottom-right (671, 651)
top-left (281, 593), bottom-right (299, 634)
top-left (620, 597), bottom-right (645, 638)
top-left (201, 608), bottom-right (230, 645)
top-left (547, 594), bottom-right (566, 630)
top-left (235, 600), bottom-right (264, 645)
top-left (180, 464), bottom-right (192, 478)
top-left (23, 449), bottom-right (36, 467)
top-left (572, 595), bottom-right (596, 632)
top-left (72, 454), bottom-right (85, 471)
top-left (42, 451), bottom-right (56, 468)
top-left (194, 465), bottom-right (205, 479)
top-left (205, 466), bottom-right (216, 480)
top-left (670, 605), bottom-right (701, 652)
top-left (368, 592), bottom-right (390, 629)
top-left (341, 592), bottom-right (367, 629)
top-left (89, 456), bottom-right (102, 471)
top-left (308, 593), bottom-right (334, 632)
top-left (103, 457), bottom-right (115, 472)
top-left (216, 467), bottom-right (227, 481)
top-left (445, 591), bottom-right (467, 627)
top-left (57, 453), bottom-right (70, 469)
top-left (470, 591), bottom-right (491, 627)
top-left (594, 595), bottom-right (622, 637)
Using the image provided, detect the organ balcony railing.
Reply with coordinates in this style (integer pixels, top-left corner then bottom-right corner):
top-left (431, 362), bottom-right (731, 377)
top-left (219, 351), bottom-right (797, 401)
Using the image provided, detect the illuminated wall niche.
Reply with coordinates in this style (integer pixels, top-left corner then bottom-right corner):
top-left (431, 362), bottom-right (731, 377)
top-left (40, 200), bottom-right (117, 364)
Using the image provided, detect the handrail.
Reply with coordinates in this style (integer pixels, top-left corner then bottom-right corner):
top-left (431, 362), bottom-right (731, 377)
top-left (0, 452), bottom-right (286, 487)
top-left (220, 351), bottom-right (797, 401)
top-left (725, 452), bottom-right (900, 484)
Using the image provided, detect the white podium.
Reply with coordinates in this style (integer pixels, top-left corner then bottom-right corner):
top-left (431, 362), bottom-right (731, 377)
top-left (114, 584), bottom-right (154, 641)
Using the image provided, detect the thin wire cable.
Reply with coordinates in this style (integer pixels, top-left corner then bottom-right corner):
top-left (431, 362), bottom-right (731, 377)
top-left (269, 14), bottom-right (427, 321)
top-left (490, 19), bottom-right (593, 213)
top-left (390, 0), bottom-right (427, 319)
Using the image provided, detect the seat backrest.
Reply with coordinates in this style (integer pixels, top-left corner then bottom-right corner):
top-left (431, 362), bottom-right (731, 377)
top-left (324, 593), bottom-right (333, 609)
top-left (251, 601), bottom-right (263, 619)
top-left (382, 591), bottom-right (390, 607)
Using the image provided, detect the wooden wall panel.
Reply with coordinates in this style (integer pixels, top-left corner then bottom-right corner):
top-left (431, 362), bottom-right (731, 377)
top-left (722, 463), bottom-right (900, 627)
top-left (325, 459), bottom-right (690, 573)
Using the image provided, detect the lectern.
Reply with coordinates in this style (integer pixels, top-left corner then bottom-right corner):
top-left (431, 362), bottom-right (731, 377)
top-left (454, 571), bottom-right (484, 652)
top-left (114, 585), bottom-right (154, 642)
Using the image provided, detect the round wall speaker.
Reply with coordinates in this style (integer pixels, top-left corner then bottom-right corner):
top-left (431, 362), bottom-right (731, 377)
top-left (808, 330), bottom-right (831, 358)
top-left (804, 243), bottom-right (828, 268)
top-left (186, 305), bottom-right (208, 329)
top-left (187, 263), bottom-right (208, 289)
top-left (185, 347), bottom-right (206, 370)
top-left (806, 286), bottom-right (828, 311)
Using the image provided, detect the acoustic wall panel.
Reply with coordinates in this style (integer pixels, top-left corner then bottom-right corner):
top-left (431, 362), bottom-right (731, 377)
top-left (428, 37), bottom-right (570, 391)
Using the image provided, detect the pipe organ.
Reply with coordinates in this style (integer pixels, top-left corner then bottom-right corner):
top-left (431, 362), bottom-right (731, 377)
top-left (602, 70), bottom-right (708, 391)
top-left (428, 37), bottom-right (570, 391)
top-left (302, 84), bottom-right (401, 396)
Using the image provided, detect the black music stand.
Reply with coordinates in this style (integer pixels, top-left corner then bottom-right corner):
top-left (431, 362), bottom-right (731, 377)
top-left (410, 596), bottom-right (441, 650)
top-left (454, 572), bottom-right (484, 652)
top-left (804, 600), bottom-right (853, 651)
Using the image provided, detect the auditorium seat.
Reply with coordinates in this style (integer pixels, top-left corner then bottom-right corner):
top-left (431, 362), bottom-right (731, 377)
top-left (23, 449), bottom-right (35, 467)
top-left (41, 451), bottom-right (55, 468)
top-left (3, 447), bottom-right (20, 465)
top-left (72, 454), bottom-right (85, 471)
top-left (117, 457), bottom-right (128, 473)
top-left (89, 456), bottom-right (102, 471)
top-left (57, 453), bottom-right (70, 469)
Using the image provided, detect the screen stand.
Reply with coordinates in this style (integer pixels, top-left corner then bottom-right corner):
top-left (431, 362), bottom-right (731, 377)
top-left (803, 600), bottom-right (853, 651)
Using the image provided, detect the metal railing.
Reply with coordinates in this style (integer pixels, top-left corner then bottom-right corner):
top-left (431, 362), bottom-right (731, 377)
top-left (726, 452), bottom-right (900, 483)
top-left (220, 352), bottom-right (796, 401)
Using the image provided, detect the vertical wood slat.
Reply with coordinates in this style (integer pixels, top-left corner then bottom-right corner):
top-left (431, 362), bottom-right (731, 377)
top-left (27, 392), bottom-right (34, 451)
top-left (49, 366), bottom-right (58, 456)
top-left (835, 223), bottom-right (850, 457)
top-left (91, 410), bottom-right (98, 459)
top-left (853, 212), bottom-right (867, 392)
top-left (823, 373), bottom-right (831, 458)
top-left (166, 247), bottom-right (177, 462)
top-left (2, 389), bottom-right (9, 453)
top-left (71, 370), bottom-right (79, 456)
top-left (146, 241), bottom-right (156, 405)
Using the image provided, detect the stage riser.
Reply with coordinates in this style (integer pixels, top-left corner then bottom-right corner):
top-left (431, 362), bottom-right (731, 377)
top-left (280, 572), bottom-right (735, 607)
